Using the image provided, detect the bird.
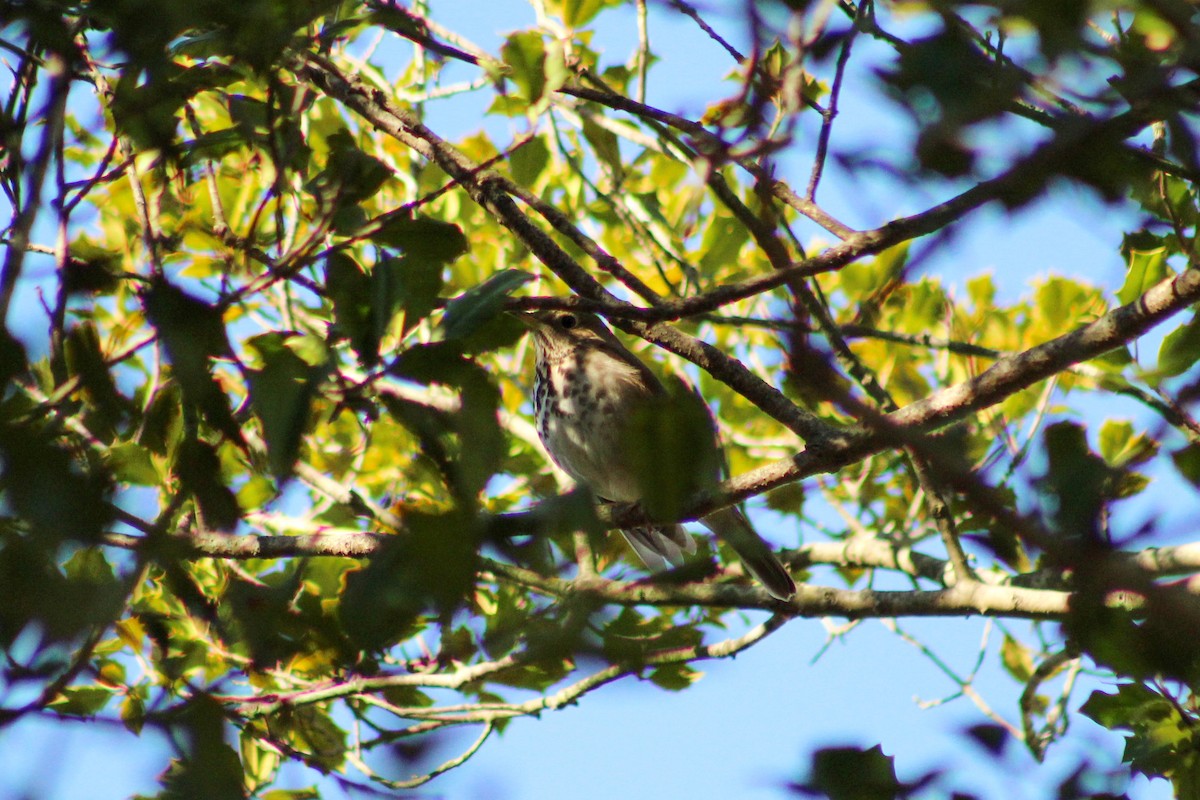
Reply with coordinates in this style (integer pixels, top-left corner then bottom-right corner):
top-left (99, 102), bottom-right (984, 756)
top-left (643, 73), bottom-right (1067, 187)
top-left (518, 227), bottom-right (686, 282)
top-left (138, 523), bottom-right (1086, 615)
top-left (516, 308), bottom-right (796, 601)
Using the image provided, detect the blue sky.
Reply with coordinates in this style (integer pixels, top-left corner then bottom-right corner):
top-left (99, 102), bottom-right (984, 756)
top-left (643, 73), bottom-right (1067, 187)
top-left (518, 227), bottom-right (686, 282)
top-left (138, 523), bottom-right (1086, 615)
top-left (0, 1), bottom-right (1185, 798)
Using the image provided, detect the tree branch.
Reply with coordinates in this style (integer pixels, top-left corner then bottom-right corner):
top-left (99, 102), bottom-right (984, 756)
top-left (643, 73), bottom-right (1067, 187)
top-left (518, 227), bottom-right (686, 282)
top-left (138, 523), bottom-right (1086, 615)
top-left (103, 529), bottom-right (1078, 619)
top-left (710, 265), bottom-right (1200, 510)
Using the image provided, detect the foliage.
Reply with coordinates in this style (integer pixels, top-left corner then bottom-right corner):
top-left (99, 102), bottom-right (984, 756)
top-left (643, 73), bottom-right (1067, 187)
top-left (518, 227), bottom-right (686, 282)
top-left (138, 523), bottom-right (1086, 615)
top-left (2, 0), bottom-right (1200, 795)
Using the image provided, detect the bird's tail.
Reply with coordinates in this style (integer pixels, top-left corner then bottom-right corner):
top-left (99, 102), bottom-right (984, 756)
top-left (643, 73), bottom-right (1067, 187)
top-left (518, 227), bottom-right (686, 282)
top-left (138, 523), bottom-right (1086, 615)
top-left (621, 525), bottom-right (696, 571)
top-left (701, 507), bottom-right (796, 601)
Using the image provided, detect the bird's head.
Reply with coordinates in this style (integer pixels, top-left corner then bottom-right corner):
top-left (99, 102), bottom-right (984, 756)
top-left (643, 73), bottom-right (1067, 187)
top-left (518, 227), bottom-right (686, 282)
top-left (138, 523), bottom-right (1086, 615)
top-left (513, 308), bottom-right (622, 354)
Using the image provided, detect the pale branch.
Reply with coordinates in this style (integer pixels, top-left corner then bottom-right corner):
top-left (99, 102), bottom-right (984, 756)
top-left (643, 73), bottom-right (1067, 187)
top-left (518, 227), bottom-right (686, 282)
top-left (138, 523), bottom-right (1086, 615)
top-left (374, 722), bottom-right (494, 790)
top-left (227, 653), bottom-right (524, 717)
top-left (102, 529), bottom-right (1076, 619)
top-left (101, 530), bottom-right (386, 560)
top-left (497, 567), bottom-right (1074, 619)
top-left (222, 615), bottom-right (786, 727)
top-left (101, 529), bottom-right (1200, 585)
top-left (99, 528), bottom-right (946, 583)
top-left (1020, 647), bottom-right (1081, 761)
top-left (1134, 543), bottom-right (1200, 575)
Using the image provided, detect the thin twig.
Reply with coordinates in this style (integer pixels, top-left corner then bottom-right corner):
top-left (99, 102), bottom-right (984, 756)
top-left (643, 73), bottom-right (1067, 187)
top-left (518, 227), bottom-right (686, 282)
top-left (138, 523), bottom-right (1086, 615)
top-left (0, 53), bottom-right (70, 323)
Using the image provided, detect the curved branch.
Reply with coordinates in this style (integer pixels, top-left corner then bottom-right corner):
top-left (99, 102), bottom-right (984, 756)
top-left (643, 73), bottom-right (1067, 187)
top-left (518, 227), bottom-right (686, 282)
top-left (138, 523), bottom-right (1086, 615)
top-left (710, 266), bottom-right (1200, 510)
top-left (223, 614), bottom-right (787, 724)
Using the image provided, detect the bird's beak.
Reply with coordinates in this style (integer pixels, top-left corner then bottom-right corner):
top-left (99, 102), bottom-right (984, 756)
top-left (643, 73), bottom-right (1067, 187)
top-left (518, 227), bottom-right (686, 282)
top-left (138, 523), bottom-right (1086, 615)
top-left (508, 310), bottom-right (542, 331)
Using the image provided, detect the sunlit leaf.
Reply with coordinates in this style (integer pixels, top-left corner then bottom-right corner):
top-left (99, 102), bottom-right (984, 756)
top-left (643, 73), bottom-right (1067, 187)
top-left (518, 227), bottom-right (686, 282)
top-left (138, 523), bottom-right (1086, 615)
top-left (501, 31), bottom-right (549, 104)
top-left (1116, 245), bottom-right (1171, 305)
top-left (1158, 313), bottom-right (1200, 377)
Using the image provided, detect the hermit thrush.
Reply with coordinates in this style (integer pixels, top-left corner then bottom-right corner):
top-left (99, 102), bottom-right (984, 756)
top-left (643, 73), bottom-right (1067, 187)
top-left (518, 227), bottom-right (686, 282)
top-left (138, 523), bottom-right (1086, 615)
top-left (518, 308), bottom-right (796, 601)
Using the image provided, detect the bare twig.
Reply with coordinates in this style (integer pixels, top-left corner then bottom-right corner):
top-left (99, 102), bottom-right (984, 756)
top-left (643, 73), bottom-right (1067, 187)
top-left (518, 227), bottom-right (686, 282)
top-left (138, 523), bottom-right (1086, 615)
top-left (0, 54), bottom-right (69, 323)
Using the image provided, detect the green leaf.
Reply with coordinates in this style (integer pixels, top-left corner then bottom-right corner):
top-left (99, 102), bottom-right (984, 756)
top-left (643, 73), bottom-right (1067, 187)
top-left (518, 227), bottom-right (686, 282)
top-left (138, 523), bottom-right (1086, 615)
top-left (502, 31), bottom-right (549, 104)
top-left (387, 343), bottom-right (505, 498)
top-left (545, 37), bottom-right (570, 98)
top-left (141, 279), bottom-right (241, 443)
top-left (62, 548), bottom-right (117, 584)
top-left (175, 439), bottom-right (241, 531)
top-left (1157, 313), bottom-right (1200, 377)
top-left (966, 273), bottom-right (995, 309)
top-left (138, 381), bottom-right (183, 455)
top-left (121, 688), bottom-right (147, 734)
top-left (226, 93), bottom-right (269, 136)
top-left (242, 729), bottom-right (282, 794)
top-left (64, 234), bottom-right (122, 295)
top-left (237, 473), bottom-right (276, 511)
top-left (626, 376), bottom-right (722, 522)
top-left (261, 790), bottom-right (321, 800)
top-left (582, 115), bottom-right (623, 178)
top-left (339, 511), bottom-right (479, 651)
top-left (107, 441), bottom-right (160, 486)
top-left (648, 662), bottom-right (703, 691)
top-left (1116, 245), bottom-right (1171, 305)
top-left (325, 252), bottom-right (378, 365)
top-left (1081, 684), bottom-right (1174, 731)
top-left (64, 322), bottom-right (127, 440)
top-left (159, 695), bottom-right (246, 800)
top-left (548, 0), bottom-right (618, 28)
top-left (1172, 443), bottom-right (1200, 486)
top-left (1000, 634), bottom-right (1034, 682)
top-left (246, 333), bottom-right (327, 481)
top-left (509, 134), bottom-right (550, 186)
top-left (1038, 421), bottom-right (1109, 540)
top-left (1099, 418), bottom-right (1158, 468)
top-left (0, 418), bottom-right (114, 544)
top-left (180, 126), bottom-right (250, 165)
top-left (804, 745), bottom-right (902, 800)
top-left (48, 685), bottom-right (114, 716)
top-left (965, 723), bottom-right (1010, 756)
top-left (273, 706), bottom-right (346, 772)
top-left (1080, 682), bottom-right (1194, 779)
top-left (304, 129), bottom-right (390, 205)
top-left (441, 269), bottom-right (534, 340)
top-left (697, 212), bottom-right (749, 275)
top-left (380, 685), bottom-right (434, 709)
top-left (371, 215), bottom-right (468, 263)
top-left (379, 254), bottom-right (445, 337)
top-left (765, 482), bottom-right (805, 514)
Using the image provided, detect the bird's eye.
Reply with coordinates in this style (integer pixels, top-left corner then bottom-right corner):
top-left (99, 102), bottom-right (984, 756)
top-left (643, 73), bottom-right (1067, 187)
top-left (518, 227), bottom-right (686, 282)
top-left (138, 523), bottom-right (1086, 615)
top-left (559, 313), bottom-right (578, 330)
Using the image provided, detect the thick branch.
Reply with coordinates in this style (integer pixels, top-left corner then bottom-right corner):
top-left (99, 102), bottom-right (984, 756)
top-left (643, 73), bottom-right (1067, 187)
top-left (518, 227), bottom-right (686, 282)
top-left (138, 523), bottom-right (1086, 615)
top-left (710, 266), bottom-right (1200, 510)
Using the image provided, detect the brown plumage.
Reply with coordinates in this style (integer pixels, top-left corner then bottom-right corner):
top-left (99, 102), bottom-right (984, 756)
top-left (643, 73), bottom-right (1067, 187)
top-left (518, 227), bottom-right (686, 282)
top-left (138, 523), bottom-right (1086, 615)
top-left (519, 308), bottom-right (795, 601)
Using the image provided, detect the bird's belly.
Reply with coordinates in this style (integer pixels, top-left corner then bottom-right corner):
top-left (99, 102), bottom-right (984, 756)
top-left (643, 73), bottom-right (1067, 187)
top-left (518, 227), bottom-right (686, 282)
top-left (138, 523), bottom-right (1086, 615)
top-left (541, 407), bottom-right (640, 502)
